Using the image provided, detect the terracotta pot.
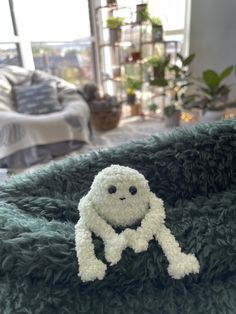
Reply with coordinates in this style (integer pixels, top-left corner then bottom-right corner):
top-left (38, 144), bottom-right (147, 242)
top-left (164, 110), bottom-right (181, 127)
top-left (131, 52), bottom-right (141, 62)
top-left (109, 28), bottom-right (121, 45)
top-left (152, 25), bottom-right (163, 42)
top-left (200, 110), bottom-right (225, 123)
top-left (131, 103), bottom-right (142, 116)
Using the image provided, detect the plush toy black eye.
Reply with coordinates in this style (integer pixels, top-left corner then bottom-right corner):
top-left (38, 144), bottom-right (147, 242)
top-left (129, 186), bottom-right (137, 195)
top-left (108, 185), bottom-right (117, 194)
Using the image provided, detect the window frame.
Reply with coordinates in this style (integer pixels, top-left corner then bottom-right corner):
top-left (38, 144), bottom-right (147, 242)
top-left (0, 0), bottom-right (191, 84)
top-left (0, 0), bottom-right (98, 83)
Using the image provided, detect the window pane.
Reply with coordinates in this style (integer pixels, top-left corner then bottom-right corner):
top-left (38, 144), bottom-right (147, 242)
top-left (31, 42), bottom-right (94, 85)
top-left (148, 0), bottom-right (186, 31)
top-left (0, 0), bottom-right (14, 38)
top-left (14, 0), bottom-right (91, 41)
top-left (0, 44), bottom-right (20, 66)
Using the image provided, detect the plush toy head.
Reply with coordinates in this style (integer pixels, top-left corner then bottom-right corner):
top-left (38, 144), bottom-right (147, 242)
top-left (87, 165), bottom-right (150, 227)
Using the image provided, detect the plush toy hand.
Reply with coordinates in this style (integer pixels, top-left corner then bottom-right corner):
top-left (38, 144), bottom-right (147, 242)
top-left (79, 259), bottom-right (107, 282)
top-left (123, 229), bottom-right (149, 253)
top-left (167, 253), bottom-right (200, 279)
top-left (104, 233), bottom-right (127, 265)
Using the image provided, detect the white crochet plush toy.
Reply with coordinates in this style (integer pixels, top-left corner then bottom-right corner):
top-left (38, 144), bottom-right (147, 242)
top-left (75, 165), bottom-right (200, 282)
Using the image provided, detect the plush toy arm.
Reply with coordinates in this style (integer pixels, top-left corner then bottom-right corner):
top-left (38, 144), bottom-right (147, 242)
top-left (75, 220), bottom-right (107, 282)
top-left (79, 196), bottom-right (117, 243)
top-left (123, 193), bottom-right (165, 253)
top-left (79, 196), bottom-right (127, 265)
top-left (155, 224), bottom-right (200, 279)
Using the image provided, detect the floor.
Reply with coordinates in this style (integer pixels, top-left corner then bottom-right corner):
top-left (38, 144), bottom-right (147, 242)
top-left (69, 115), bottom-right (197, 156)
top-left (1, 115), bottom-right (197, 179)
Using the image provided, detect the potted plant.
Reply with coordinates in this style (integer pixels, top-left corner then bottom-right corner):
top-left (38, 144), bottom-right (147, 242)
top-left (163, 104), bottom-right (181, 127)
top-left (164, 53), bottom-right (195, 127)
top-left (107, 0), bottom-right (117, 6)
top-left (149, 16), bottom-right (163, 42)
top-left (183, 66), bottom-right (234, 122)
top-left (136, 3), bottom-right (148, 24)
top-left (148, 102), bottom-right (158, 116)
top-left (129, 42), bottom-right (142, 63)
top-left (131, 51), bottom-right (142, 62)
top-left (90, 94), bottom-right (123, 131)
top-left (146, 55), bottom-right (170, 86)
top-left (106, 17), bottom-right (125, 45)
top-left (124, 77), bottom-right (142, 105)
top-left (83, 83), bottom-right (122, 131)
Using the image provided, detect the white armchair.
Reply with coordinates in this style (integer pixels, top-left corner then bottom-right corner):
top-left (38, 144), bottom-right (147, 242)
top-left (0, 65), bottom-right (90, 168)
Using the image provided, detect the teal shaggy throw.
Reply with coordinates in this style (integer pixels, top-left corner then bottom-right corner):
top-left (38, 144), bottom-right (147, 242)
top-left (1, 118), bottom-right (236, 314)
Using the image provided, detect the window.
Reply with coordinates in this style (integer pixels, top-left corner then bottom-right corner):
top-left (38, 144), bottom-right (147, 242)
top-left (0, 0), bottom-right (15, 37)
top-left (0, 0), bottom-right (96, 85)
top-left (116, 0), bottom-right (188, 48)
top-left (0, 44), bottom-right (20, 66)
top-left (31, 42), bottom-right (94, 85)
top-left (148, 0), bottom-right (186, 31)
top-left (13, 0), bottom-right (91, 41)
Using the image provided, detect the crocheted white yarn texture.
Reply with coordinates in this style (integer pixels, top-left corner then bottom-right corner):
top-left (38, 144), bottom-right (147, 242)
top-left (75, 165), bottom-right (200, 282)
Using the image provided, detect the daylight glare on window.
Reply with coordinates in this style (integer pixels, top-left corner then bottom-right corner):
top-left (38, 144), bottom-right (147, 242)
top-left (13, 0), bottom-right (91, 41)
top-left (0, 0), bottom-right (14, 38)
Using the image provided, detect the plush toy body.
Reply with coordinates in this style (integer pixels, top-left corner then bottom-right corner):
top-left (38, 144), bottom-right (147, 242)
top-left (75, 165), bottom-right (200, 282)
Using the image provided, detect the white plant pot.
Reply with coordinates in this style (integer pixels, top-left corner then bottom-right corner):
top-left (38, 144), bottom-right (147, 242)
top-left (164, 110), bottom-right (181, 127)
top-left (201, 110), bottom-right (225, 123)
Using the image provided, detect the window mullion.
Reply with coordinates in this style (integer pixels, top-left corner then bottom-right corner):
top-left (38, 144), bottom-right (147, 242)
top-left (8, 0), bottom-right (35, 69)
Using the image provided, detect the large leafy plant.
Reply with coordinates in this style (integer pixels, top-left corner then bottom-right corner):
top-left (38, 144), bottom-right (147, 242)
top-left (168, 53), bottom-right (195, 100)
top-left (184, 66), bottom-right (234, 111)
top-left (163, 53), bottom-right (195, 117)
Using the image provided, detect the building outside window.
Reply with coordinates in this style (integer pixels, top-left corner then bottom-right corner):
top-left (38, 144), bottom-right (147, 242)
top-left (0, 0), bottom-right (96, 85)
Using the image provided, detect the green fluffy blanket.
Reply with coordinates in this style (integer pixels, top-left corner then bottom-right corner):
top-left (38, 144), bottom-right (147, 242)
top-left (1, 119), bottom-right (236, 314)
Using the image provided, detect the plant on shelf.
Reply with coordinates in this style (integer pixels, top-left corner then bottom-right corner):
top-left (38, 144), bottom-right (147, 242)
top-left (148, 16), bottom-right (163, 42)
top-left (106, 0), bottom-right (117, 6)
top-left (136, 3), bottom-right (149, 24)
top-left (106, 17), bottom-right (125, 44)
top-left (148, 102), bottom-right (158, 115)
top-left (124, 76), bottom-right (142, 106)
top-left (183, 66), bottom-right (234, 122)
top-left (146, 55), bottom-right (170, 86)
top-left (163, 53), bottom-right (195, 127)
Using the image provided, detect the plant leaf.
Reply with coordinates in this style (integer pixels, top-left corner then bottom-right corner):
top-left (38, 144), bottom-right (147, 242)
top-left (178, 82), bottom-right (193, 91)
top-left (177, 53), bottom-right (184, 61)
top-left (203, 70), bottom-right (220, 89)
top-left (170, 65), bottom-right (180, 73)
top-left (199, 86), bottom-right (215, 96)
top-left (183, 53), bottom-right (195, 66)
top-left (216, 84), bottom-right (230, 96)
top-left (219, 66), bottom-right (234, 83)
